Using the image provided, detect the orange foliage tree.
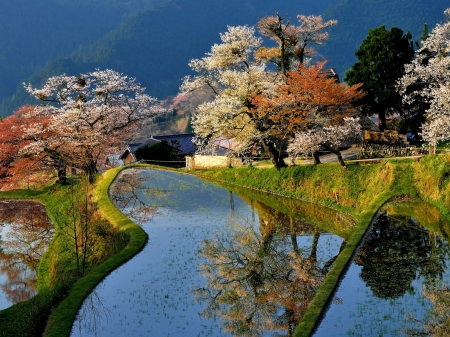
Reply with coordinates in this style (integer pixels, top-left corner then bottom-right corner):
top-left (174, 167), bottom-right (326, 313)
top-left (0, 106), bottom-right (55, 189)
top-left (251, 61), bottom-right (364, 167)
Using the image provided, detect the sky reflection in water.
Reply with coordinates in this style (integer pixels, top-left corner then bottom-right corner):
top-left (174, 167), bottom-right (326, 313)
top-left (71, 168), bottom-right (349, 337)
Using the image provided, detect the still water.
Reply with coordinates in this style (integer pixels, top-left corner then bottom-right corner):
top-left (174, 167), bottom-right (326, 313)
top-left (314, 199), bottom-right (450, 336)
top-left (71, 168), bottom-right (351, 337)
top-left (0, 200), bottom-right (54, 309)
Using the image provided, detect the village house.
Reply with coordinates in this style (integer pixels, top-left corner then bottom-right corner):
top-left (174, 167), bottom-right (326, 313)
top-left (119, 133), bottom-right (196, 164)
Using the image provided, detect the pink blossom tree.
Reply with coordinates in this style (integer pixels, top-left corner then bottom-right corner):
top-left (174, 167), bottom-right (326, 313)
top-left (24, 69), bottom-right (164, 181)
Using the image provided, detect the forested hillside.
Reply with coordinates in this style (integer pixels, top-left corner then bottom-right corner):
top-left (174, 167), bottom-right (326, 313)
top-left (320, 0), bottom-right (449, 78)
top-left (0, 0), bottom-right (164, 100)
top-left (0, 0), bottom-right (340, 117)
top-left (1, 0), bottom-right (449, 118)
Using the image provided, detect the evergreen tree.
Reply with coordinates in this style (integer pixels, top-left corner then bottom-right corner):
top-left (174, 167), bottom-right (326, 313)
top-left (345, 26), bottom-right (414, 130)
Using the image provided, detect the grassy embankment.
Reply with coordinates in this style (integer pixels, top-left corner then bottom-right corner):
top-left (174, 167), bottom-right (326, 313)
top-left (1, 156), bottom-right (450, 336)
top-left (190, 154), bottom-right (450, 337)
top-left (0, 165), bottom-right (147, 337)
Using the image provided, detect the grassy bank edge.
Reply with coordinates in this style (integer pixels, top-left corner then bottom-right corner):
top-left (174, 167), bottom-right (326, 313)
top-left (43, 165), bottom-right (148, 337)
top-left (3, 156), bottom-right (449, 336)
top-left (188, 159), bottom-right (437, 337)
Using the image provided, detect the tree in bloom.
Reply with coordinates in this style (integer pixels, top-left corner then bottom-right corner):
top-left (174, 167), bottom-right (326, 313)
top-left (24, 69), bottom-right (164, 181)
top-left (256, 13), bottom-right (337, 74)
top-left (181, 25), bottom-right (288, 167)
top-left (182, 17), bottom-right (340, 170)
top-left (399, 8), bottom-right (450, 153)
top-left (0, 106), bottom-right (55, 189)
top-left (287, 117), bottom-right (362, 168)
top-left (253, 61), bottom-right (364, 168)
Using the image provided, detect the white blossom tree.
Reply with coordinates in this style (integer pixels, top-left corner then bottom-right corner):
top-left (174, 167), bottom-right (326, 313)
top-left (288, 117), bottom-right (362, 168)
top-left (399, 8), bottom-right (450, 153)
top-left (24, 69), bottom-right (164, 181)
top-left (256, 13), bottom-right (337, 74)
top-left (182, 17), bottom-right (343, 170)
top-left (181, 25), bottom-right (289, 168)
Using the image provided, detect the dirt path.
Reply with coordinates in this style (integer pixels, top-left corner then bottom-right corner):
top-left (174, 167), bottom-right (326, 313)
top-left (296, 147), bottom-right (360, 165)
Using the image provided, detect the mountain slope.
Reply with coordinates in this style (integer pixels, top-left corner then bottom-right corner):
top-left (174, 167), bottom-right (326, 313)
top-left (320, 0), bottom-right (449, 78)
top-left (0, 0), bottom-right (341, 117)
top-left (0, 0), bottom-right (165, 101)
top-left (2, 0), bottom-right (448, 118)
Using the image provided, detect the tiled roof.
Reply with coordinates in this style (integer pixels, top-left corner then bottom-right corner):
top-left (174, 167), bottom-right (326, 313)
top-left (120, 133), bottom-right (196, 161)
top-left (128, 142), bottom-right (144, 153)
top-left (153, 133), bottom-right (196, 155)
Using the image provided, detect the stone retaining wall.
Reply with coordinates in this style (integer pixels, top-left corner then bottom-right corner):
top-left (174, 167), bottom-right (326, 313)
top-left (186, 155), bottom-right (243, 170)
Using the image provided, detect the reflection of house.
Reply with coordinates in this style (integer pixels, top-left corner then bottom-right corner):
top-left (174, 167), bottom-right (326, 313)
top-left (119, 133), bottom-right (196, 164)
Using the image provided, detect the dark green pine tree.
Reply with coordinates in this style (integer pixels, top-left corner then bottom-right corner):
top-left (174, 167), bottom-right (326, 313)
top-left (345, 26), bottom-right (415, 131)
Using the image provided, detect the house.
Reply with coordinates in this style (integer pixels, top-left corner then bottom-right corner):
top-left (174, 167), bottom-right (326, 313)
top-left (198, 137), bottom-right (242, 156)
top-left (119, 133), bottom-right (196, 164)
top-left (319, 67), bottom-right (340, 82)
top-left (105, 154), bottom-right (124, 168)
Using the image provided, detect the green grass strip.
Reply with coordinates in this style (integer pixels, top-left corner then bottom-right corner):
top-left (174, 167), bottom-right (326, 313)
top-left (43, 166), bottom-right (147, 337)
top-left (187, 159), bottom-right (430, 337)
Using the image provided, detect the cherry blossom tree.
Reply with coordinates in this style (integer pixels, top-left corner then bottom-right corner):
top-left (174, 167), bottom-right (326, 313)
top-left (399, 8), bottom-right (450, 153)
top-left (0, 106), bottom-right (56, 189)
top-left (181, 25), bottom-right (289, 167)
top-left (288, 117), bottom-right (362, 168)
top-left (256, 13), bottom-right (337, 74)
top-left (254, 61), bottom-right (364, 168)
top-left (182, 17), bottom-right (344, 170)
top-left (24, 69), bottom-right (164, 180)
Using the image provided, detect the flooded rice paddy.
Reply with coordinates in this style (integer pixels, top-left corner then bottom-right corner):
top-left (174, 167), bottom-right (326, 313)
top-left (70, 168), bottom-right (450, 336)
top-left (70, 168), bottom-right (353, 337)
top-left (314, 199), bottom-right (450, 336)
top-left (0, 200), bottom-right (54, 309)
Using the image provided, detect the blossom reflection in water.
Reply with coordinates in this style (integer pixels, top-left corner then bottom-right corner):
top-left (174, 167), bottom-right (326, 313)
top-left (0, 200), bottom-right (54, 309)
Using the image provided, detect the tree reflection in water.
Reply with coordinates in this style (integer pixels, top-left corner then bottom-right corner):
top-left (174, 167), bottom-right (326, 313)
top-left (355, 210), bottom-right (450, 300)
top-left (352, 200), bottom-right (450, 336)
top-left (195, 202), bottom-right (344, 337)
top-left (0, 200), bottom-right (53, 307)
top-left (109, 168), bottom-right (168, 225)
top-left (73, 289), bottom-right (111, 337)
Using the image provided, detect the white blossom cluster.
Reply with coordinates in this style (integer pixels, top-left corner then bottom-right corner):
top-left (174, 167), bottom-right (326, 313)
top-left (181, 26), bottom-right (279, 156)
top-left (399, 8), bottom-right (450, 149)
top-left (182, 17), bottom-right (351, 165)
top-left (288, 117), bottom-right (362, 158)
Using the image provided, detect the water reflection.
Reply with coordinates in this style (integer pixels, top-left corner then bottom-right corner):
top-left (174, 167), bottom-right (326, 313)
top-left (314, 198), bottom-right (450, 337)
top-left (196, 206), bottom-right (345, 337)
top-left (0, 200), bottom-right (54, 309)
top-left (109, 168), bottom-right (168, 224)
top-left (355, 212), bottom-right (435, 299)
top-left (72, 290), bottom-right (112, 337)
top-left (71, 169), bottom-right (349, 337)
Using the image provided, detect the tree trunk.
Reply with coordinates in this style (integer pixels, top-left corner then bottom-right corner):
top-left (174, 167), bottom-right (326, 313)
top-left (262, 140), bottom-right (287, 170)
top-left (312, 151), bottom-right (321, 165)
top-left (57, 166), bottom-right (67, 185)
top-left (290, 217), bottom-right (299, 254)
top-left (309, 232), bottom-right (320, 263)
top-left (330, 149), bottom-right (347, 169)
top-left (378, 109), bottom-right (387, 131)
top-left (82, 160), bottom-right (97, 183)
